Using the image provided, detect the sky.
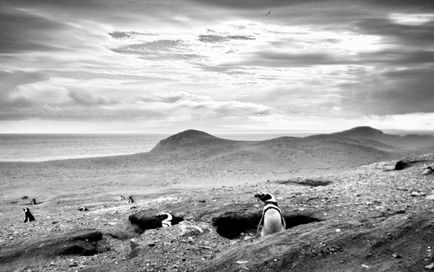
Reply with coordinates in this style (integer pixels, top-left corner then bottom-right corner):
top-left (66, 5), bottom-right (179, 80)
top-left (0, 0), bottom-right (433, 134)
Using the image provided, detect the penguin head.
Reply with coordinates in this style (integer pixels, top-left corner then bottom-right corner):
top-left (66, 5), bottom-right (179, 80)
top-left (254, 192), bottom-right (277, 203)
top-left (157, 212), bottom-right (173, 221)
top-left (23, 208), bottom-right (28, 213)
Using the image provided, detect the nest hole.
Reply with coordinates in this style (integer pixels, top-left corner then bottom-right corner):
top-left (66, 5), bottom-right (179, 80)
top-left (274, 179), bottom-right (332, 187)
top-left (212, 211), bottom-right (321, 239)
top-left (129, 214), bottom-right (184, 234)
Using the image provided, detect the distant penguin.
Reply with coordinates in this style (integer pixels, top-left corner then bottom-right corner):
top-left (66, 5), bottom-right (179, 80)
top-left (157, 212), bottom-right (173, 228)
top-left (23, 207), bottom-right (35, 222)
top-left (128, 195), bottom-right (135, 204)
top-left (422, 166), bottom-right (433, 175)
top-left (255, 192), bottom-right (286, 237)
top-left (31, 198), bottom-right (37, 205)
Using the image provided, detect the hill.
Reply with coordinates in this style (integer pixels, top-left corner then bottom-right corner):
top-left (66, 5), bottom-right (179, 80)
top-left (147, 127), bottom-right (433, 175)
top-left (151, 129), bottom-right (234, 152)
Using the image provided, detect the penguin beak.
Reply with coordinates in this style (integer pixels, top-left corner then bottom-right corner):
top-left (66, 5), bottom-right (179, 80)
top-left (254, 193), bottom-right (264, 201)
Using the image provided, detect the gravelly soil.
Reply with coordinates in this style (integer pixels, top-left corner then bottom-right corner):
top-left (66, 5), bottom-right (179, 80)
top-left (1, 156), bottom-right (433, 271)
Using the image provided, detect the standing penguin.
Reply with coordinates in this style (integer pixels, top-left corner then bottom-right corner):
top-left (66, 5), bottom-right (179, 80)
top-left (23, 207), bottom-right (35, 222)
top-left (255, 192), bottom-right (286, 237)
top-left (157, 212), bottom-right (173, 228)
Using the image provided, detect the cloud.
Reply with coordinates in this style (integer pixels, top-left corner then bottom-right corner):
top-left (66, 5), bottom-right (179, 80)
top-left (356, 18), bottom-right (434, 48)
top-left (188, 0), bottom-right (434, 10)
top-left (187, 0), bottom-right (319, 9)
top-left (112, 40), bottom-right (203, 60)
top-left (198, 34), bottom-right (255, 43)
top-left (357, 50), bottom-right (434, 66)
top-left (1, 0), bottom-right (433, 132)
top-left (139, 91), bottom-right (271, 117)
top-left (68, 89), bottom-right (116, 106)
top-left (0, 71), bottom-right (49, 107)
top-left (0, 4), bottom-right (67, 53)
top-left (241, 51), bottom-right (352, 67)
top-left (340, 66), bottom-right (434, 115)
top-left (109, 31), bottom-right (157, 39)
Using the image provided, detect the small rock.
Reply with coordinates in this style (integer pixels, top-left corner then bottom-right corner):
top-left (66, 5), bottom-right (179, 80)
top-left (130, 239), bottom-right (140, 250)
top-left (426, 195), bottom-right (434, 200)
top-left (410, 191), bottom-right (426, 197)
top-left (426, 263), bottom-right (434, 270)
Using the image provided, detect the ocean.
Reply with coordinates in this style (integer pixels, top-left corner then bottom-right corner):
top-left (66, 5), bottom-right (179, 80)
top-left (0, 132), bottom-right (313, 162)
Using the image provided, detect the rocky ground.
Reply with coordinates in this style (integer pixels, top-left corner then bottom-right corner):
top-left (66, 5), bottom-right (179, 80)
top-left (1, 154), bottom-right (433, 271)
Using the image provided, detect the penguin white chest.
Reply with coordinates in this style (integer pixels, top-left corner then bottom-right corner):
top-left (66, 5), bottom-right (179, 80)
top-left (261, 209), bottom-right (284, 236)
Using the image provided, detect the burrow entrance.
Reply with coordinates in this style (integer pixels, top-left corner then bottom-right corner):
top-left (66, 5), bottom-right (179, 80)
top-left (274, 178), bottom-right (332, 187)
top-left (129, 214), bottom-right (184, 234)
top-left (212, 211), bottom-right (321, 239)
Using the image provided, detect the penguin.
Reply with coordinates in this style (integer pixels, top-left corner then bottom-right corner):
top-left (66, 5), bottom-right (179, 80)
top-left (422, 166), bottom-right (433, 175)
top-left (157, 212), bottom-right (173, 228)
top-left (254, 192), bottom-right (286, 237)
top-left (23, 207), bottom-right (35, 222)
top-left (128, 195), bottom-right (135, 204)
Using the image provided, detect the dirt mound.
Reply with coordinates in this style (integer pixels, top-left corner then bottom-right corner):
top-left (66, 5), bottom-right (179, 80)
top-left (0, 229), bottom-right (103, 266)
top-left (202, 212), bottom-right (434, 272)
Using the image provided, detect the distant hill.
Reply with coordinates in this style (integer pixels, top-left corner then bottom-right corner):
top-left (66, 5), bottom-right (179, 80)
top-left (27, 126), bottom-right (431, 178)
top-left (334, 126), bottom-right (384, 137)
top-left (151, 129), bottom-right (233, 152)
top-left (147, 126), bottom-right (433, 173)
